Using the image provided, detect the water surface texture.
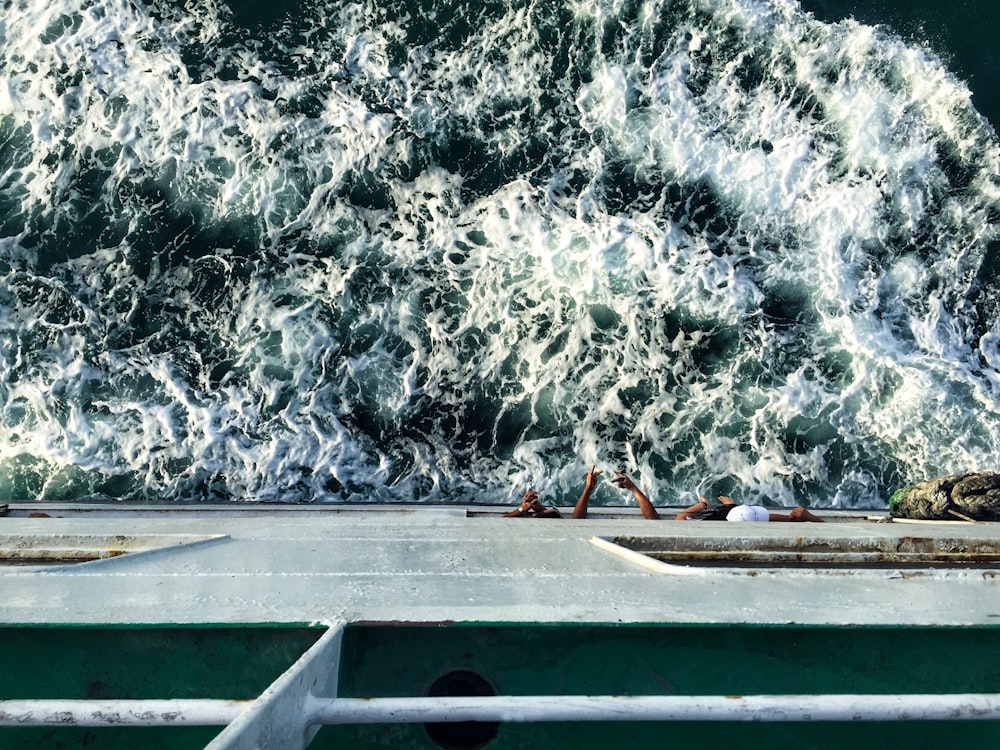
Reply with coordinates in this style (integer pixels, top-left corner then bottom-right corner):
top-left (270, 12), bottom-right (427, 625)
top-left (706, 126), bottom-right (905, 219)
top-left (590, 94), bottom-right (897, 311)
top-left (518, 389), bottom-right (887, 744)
top-left (2, 0), bottom-right (999, 507)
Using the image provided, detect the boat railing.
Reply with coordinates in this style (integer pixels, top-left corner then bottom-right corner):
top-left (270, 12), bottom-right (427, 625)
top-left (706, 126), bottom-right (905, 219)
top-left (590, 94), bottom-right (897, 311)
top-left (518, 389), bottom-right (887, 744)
top-left (3, 623), bottom-right (1000, 749)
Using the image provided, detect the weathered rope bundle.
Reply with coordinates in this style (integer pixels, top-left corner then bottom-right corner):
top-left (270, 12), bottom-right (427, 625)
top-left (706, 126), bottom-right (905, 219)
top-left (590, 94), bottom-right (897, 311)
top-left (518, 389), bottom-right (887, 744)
top-left (890, 472), bottom-right (1000, 521)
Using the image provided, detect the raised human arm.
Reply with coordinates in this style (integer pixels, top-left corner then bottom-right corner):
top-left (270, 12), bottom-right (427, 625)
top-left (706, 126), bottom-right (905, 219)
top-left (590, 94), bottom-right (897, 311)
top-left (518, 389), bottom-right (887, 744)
top-left (572, 466), bottom-right (603, 518)
top-left (612, 471), bottom-right (660, 520)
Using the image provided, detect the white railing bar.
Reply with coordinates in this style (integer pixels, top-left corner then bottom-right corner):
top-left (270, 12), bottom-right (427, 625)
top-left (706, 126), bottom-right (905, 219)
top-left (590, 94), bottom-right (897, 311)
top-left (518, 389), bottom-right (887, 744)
top-left (307, 694), bottom-right (1000, 723)
top-left (5, 693), bottom-right (1000, 727)
top-left (0, 699), bottom-right (246, 727)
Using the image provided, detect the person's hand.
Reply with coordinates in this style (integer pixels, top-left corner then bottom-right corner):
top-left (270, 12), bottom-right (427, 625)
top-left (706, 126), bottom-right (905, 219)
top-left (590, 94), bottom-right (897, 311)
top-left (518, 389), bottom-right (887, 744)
top-left (520, 491), bottom-right (544, 513)
top-left (611, 471), bottom-right (636, 491)
top-left (584, 465), bottom-right (603, 489)
top-left (789, 507), bottom-right (823, 522)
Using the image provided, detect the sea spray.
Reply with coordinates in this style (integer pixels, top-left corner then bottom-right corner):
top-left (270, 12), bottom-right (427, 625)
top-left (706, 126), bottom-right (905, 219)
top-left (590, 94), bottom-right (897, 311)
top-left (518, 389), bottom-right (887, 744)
top-left (0, 0), bottom-right (998, 507)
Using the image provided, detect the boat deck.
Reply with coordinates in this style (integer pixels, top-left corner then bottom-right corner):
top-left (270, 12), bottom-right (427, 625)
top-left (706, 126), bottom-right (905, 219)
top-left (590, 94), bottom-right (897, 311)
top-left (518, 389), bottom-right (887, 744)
top-left (2, 503), bottom-right (999, 627)
top-left (3, 504), bottom-right (1000, 749)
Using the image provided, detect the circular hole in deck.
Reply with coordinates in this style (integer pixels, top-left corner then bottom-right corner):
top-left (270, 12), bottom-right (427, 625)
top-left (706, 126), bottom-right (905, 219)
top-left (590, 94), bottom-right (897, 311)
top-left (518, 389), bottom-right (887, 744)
top-left (424, 669), bottom-right (499, 750)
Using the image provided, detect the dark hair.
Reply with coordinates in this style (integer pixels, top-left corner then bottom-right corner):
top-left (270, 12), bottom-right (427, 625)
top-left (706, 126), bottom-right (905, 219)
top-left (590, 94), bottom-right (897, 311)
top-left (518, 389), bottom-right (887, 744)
top-left (692, 504), bottom-right (737, 521)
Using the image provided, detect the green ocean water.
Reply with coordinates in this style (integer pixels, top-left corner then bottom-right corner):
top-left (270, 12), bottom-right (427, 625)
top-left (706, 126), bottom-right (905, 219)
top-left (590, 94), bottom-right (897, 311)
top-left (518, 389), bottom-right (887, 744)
top-left (1, 0), bottom-right (998, 508)
top-left (801, 0), bottom-right (1000, 127)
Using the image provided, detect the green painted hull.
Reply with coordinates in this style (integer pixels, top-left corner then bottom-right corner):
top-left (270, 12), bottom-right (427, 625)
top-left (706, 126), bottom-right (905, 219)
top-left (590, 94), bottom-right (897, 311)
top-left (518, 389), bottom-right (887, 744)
top-left (3, 623), bottom-right (999, 749)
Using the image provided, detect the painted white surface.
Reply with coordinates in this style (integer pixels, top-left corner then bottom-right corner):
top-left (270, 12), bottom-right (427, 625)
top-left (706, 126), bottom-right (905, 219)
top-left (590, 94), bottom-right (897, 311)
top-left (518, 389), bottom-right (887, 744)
top-left (7, 693), bottom-right (1000, 727)
top-left (2, 507), bottom-right (1000, 626)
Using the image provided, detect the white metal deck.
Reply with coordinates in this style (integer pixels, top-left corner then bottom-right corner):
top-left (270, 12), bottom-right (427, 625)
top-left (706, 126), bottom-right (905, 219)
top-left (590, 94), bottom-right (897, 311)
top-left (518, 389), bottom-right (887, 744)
top-left (4, 504), bottom-right (1000, 746)
top-left (2, 504), bottom-right (1000, 627)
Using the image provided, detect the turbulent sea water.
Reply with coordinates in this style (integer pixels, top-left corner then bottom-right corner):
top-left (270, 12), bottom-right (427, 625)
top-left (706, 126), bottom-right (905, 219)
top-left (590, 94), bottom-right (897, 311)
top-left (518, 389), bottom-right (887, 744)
top-left (1, 0), bottom-right (999, 508)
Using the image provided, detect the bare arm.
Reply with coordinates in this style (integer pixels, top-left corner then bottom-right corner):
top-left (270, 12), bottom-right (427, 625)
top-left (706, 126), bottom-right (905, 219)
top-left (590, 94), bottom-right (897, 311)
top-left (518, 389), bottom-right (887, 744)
top-left (572, 466), bottom-right (603, 518)
top-left (674, 497), bottom-right (711, 520)
top-left (505, 491), bottom-right (563, 518)
top-left (503, 491), bottom-right (533, 517)
top-left (769, 507), bottom-right (824, 523)
top-left (612, 472), bottom-right (660, 520)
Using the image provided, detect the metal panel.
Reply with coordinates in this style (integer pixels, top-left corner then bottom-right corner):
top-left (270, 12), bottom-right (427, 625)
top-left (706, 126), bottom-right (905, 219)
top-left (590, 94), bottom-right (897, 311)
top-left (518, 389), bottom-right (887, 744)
top-left (205, 623), bottom-right (345, 750)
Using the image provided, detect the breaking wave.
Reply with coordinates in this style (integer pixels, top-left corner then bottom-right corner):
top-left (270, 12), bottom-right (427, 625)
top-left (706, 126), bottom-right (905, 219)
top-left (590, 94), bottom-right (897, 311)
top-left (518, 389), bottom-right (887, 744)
top-left (1, 0), bottom-right (998, 507)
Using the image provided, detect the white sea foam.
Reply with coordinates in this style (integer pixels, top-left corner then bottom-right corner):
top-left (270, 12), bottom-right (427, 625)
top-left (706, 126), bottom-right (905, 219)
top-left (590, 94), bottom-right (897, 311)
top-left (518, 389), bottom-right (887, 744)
top-left (0, 0), bottom-right (998, 507)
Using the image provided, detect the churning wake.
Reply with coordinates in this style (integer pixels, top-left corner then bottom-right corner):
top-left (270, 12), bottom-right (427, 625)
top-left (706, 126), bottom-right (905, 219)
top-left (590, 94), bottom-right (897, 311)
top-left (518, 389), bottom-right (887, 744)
top-left (1, 0), bottom-right (999, 507)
